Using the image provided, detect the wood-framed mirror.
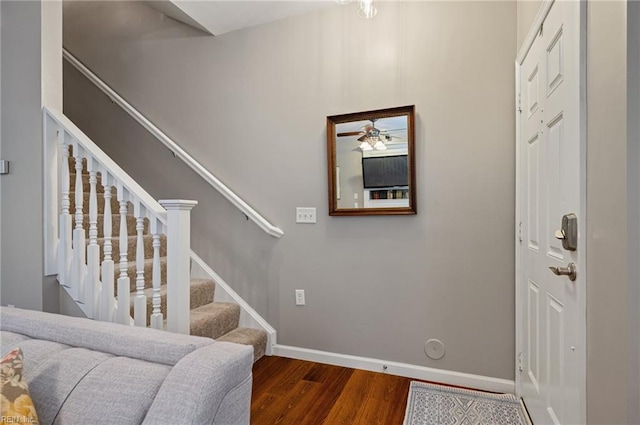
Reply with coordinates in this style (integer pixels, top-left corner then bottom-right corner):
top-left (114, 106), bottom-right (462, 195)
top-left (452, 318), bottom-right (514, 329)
top-left (327, 105), bottom-right (416, 216)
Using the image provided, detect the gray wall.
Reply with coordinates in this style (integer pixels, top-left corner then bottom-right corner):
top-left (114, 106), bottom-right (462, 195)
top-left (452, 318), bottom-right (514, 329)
top-left (586, 1), bottom-right (629, 423)
top-left (1, 1), bottom-right (45, 310)
top-left (627, 2), bottom-right (640, 423)
top-left (63, 0), bottom-right (517, 379)
top-left (516, 0), bottom-right (542, 51)
top-left (0, 0), bottom-right (3, 292)
top-left (0, 1), bottom-right (61, 312)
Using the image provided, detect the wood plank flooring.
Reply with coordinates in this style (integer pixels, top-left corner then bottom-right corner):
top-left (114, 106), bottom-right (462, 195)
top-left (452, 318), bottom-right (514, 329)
top-left (250, 356), bottom-right (412, 425)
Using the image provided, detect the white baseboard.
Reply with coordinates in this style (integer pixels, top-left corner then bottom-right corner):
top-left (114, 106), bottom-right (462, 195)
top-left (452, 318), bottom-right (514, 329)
top-left (272, 344), bottom-right (515, 394)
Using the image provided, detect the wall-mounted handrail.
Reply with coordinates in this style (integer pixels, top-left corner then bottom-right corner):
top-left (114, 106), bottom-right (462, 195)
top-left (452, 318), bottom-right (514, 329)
top-left (63, 48), bottom-right (284, 238)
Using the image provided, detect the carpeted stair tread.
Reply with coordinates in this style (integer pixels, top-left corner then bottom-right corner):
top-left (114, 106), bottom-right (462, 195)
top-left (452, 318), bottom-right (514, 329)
top-left (68, 150), bottom-right (268, 363)
top-left (90, 234), bottom-right (167, 262)
top-left (70, 192), bottom-right (120, 215)
top-left (129, 278), bottom-right (215, 326)
top-left (72, 214), bottom-right (148, 237)
top-left (68, 156), bottom-right (88, 174)
top-left (69, 172), bottom-right (105, 193)
top-left (189, 302), bottom-right (240, 339)
top-left (124, 256), bottom-right (167, 292)
top-left (217, 327), bottom-right (268, 362)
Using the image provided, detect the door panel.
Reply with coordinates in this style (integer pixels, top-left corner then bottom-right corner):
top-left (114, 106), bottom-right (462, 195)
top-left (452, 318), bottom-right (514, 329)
top-left (517, 1), bottom-right (585, 424)
top-left (546, 114), bottom-right (564, 260)
top-left (528, 135), bottom-right (540, 250)
top-left (528, 279), bottom-right (540, 394)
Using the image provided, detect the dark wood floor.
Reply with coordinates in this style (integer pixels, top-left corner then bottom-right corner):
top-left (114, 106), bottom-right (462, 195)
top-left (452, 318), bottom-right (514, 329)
top-left (250, 356), bottom-right (412, 425)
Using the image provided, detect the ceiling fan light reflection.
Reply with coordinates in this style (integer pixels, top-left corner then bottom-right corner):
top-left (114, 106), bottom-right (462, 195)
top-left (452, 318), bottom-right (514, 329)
top-left (373, 140), bottom-right (387, 150)
top-left (335, 0), bottom-right (352, 4)
top-left (360, 141), bottom-right (374, 151)
top-left (358, 0), bottom-right (377, 19)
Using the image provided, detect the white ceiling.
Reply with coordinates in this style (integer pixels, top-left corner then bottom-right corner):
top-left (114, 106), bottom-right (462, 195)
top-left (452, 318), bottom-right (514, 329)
top-left (148, 1), bottom-right (334, 36)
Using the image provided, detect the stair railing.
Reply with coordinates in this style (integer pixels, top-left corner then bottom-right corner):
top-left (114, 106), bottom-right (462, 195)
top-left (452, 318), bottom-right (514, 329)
top-left (63, 48), bottom-right (283, 239)
top-left (44, 107), bottom-right (195, 334)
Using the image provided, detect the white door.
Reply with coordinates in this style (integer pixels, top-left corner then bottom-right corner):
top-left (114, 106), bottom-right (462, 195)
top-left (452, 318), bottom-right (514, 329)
top-left (517, 1), bottom-right (585, 424)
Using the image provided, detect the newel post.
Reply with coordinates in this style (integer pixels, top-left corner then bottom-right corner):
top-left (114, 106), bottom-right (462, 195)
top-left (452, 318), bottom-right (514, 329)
top-left (159, 199), bottom-right (197, 334)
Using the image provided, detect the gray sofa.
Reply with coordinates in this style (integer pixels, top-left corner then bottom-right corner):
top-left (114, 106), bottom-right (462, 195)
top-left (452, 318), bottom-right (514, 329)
top-left (0, 307), bottom-right (253, 425)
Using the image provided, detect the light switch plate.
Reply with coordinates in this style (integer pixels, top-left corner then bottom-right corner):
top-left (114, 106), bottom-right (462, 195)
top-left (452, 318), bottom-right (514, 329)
top-left (296, 207), bottom-right (316, 224)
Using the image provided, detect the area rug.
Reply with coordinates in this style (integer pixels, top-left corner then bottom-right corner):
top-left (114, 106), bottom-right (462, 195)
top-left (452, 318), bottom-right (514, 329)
top-left (403, 381), bottom-right (528, 425)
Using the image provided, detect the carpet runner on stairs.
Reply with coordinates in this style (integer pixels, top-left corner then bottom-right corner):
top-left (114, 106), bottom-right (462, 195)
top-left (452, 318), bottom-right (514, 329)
top-left (68, 155), bottom-right (267, 362)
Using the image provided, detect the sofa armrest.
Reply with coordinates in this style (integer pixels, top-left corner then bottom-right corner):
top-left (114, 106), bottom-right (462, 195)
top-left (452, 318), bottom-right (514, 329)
top-left (142, 342), bottom-right (253, 425)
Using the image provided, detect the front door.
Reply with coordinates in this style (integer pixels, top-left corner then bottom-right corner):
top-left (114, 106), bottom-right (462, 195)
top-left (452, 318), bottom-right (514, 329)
top-left (517, 1), bottom-right (586, 424)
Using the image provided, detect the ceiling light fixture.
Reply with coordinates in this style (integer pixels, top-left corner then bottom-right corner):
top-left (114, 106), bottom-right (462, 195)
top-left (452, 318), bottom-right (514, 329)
top-left (359, 136), bottom-right (387, 151)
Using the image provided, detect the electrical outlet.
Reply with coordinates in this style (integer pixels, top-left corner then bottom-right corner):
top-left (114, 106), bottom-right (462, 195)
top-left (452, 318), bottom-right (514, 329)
top-left (295, 289), bottom-right (305, 306)
top-left (296, 207), bottom-right (316, 224)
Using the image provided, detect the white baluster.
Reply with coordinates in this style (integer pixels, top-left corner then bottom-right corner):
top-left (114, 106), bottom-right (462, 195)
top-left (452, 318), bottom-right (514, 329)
top-left (159, 200), bottom-right (197, 334)
top-left (72, 144), bottom-right (86, 302)
top-left (133, 201), bottom-right (147, 327)
top-left (101, 173), bottom-right (115, 322)
top-left (58, 134), bottom-right (72, 286)
top-left (150, 218), bottom-right (163, 330)
top-left (116, 184), bottom-right (131, 325)
top-left (85, 158), bottom-right (100, 318)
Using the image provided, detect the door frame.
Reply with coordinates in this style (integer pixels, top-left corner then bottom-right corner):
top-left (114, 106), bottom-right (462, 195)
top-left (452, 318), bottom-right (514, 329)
top-left (514, 0), bottom-right (587, 421)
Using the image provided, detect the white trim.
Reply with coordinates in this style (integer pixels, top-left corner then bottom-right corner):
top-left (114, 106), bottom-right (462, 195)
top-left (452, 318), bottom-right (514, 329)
top-left (62, 49), bottom-right (283, 239)
top-left (43, 111), bottom-right (59, 276)
top-left (516, 0), bottom-right (554, 65)
top-left (514, 2), bottom-right (587, 423)
top-left (190, 251), bottom-right (277, 354)
top-left (514, 61), bottom-right (523, 396)
top-left (272, 344), bottom-right (515, 394)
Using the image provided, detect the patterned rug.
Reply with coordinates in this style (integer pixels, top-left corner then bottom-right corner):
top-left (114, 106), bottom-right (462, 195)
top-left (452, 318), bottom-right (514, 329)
top-left (403, 382), bottom-right (529, 425)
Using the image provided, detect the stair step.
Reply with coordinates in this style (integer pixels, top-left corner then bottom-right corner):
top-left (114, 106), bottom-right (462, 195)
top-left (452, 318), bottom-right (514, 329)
top-left (72, 214), bottom-right (148, 237)
top-left (68, 155), bottom-right (87, 174)
top-left (69, 172), bottom-right (104, 193)
top-left (67, 149), bottom-right (266, 362)
top-left (70, 191), bottom-right (120, 215)
top-left (129, 278), bottom-right (214, 326)
top-left (69, 154), bottom-right (87, 173)
top-left (90, 234), bottom-right (167, 263)
top-left (116, 257), bottom-right (168, 293)
top-left (218, 327), bottom-right (268, 362)
top-left (189, 302), bottom-right (240, 339)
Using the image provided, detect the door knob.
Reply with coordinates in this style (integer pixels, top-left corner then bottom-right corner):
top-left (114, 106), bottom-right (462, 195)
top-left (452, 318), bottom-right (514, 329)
top-left (549, 262), bottom-right (577, 282)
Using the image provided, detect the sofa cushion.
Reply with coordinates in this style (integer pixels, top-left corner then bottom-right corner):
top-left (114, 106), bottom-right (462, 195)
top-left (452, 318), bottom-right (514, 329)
top-left (54, 357), bottom-right (170, 425)
top-left (0, 332), bottom-right (31, 354)
top-left (28, 346), bottom-right (113, 425)
top-left (0, 348), bottom-right (40, 425)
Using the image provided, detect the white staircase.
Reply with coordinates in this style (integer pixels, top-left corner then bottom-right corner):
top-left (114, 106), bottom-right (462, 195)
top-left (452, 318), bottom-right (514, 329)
top-left (43, 107), bottom-right (275, 361)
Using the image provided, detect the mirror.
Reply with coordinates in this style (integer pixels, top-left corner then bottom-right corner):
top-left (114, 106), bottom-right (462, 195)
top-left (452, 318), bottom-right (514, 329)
top-left (327, 105), bottom-right (416, 216)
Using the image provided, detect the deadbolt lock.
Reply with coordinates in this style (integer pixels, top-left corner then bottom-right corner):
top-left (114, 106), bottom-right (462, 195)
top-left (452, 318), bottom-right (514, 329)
top-left (554, 213), bottom-right (577, 251)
